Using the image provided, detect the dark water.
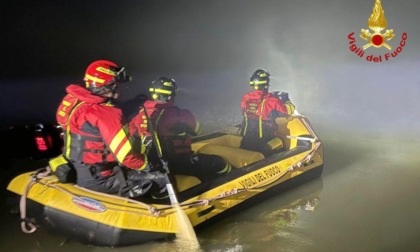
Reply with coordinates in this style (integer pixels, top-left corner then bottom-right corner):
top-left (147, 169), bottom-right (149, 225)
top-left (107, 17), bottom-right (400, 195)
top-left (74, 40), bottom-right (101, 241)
top-left (2, 126), bottom-right (420, 252)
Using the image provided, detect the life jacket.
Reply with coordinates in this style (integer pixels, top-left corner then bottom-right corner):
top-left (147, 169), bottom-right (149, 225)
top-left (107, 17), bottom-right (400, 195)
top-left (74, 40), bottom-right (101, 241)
top-left (241, 91), bottom-right (279, 140)
top-left (56, 93), bottom-right (110, 165)
top-left (240, 90), bottom-right (290, 156)
top-left (141, 100), bottom-right (198, 160)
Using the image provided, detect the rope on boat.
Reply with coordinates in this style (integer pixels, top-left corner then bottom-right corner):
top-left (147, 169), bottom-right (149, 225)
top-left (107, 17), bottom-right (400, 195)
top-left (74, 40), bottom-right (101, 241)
top-left (18, 166), bottom-right (162, 228)
top-left (180, 137), bottom-right (322, 208)
top-left (38, 140), bottom-right (322, 216)
top-left (18, 117), bottom-right (322, 224)
top-left (20, 179), bottom-right (37, 233)
top-left (173, 115), bottom-right (322, 209)
top-left (42, 178), bottom-right (160, 216)
top-left (19, 167), bottom-right (52, 234)
top-left (73, 185), bottom-right (160, 216)
top-left (300, 117), bottom-right (319, 141)
top-left (39, 182), bottom-right (160, 216)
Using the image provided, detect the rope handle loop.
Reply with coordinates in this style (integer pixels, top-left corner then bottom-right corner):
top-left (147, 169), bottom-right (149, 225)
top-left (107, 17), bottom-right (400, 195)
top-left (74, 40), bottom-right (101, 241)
top-left (20, 217), bottom-right (37, 234)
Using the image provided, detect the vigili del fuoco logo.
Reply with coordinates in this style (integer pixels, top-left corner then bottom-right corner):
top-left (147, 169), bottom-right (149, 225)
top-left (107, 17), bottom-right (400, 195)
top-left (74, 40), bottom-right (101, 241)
top-left (348, 0), bottom-right (407, 62)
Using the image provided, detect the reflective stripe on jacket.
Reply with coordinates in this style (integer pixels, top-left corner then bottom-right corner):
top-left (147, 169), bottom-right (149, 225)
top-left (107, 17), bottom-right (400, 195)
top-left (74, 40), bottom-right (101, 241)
top-left (130, 100), bottom-right (200, 159)
top-left (56, 84), bottom-right (147, 169)
top-left (241, 90), bottom-right (290, 139)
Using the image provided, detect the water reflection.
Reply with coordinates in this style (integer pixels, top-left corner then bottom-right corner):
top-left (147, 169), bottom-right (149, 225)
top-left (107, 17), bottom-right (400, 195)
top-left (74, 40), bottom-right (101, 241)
top-left (262, 194), bottom-right (320, 229)
top-left (199, 178), bottom-right (323, 251)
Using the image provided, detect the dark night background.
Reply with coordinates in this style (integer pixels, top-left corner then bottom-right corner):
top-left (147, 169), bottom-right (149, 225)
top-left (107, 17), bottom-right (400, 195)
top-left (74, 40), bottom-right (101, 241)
top-left (1, 1), bottom-right (420, 250)
top-left (2, 0), bottom-right (418, 135)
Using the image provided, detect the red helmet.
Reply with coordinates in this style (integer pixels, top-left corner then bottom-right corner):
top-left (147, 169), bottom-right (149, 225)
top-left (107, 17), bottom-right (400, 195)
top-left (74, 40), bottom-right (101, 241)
top-left (84, 60), bottom-right (131, 95)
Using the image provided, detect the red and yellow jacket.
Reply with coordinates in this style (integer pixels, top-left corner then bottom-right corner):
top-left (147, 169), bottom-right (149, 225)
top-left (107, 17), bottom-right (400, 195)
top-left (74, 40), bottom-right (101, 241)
top-left (56, 84), bottom-right (147, 170)
top-left (241, 90), bottom-right (294, 138)
top-left (130, 100), bottom-right (200, 159)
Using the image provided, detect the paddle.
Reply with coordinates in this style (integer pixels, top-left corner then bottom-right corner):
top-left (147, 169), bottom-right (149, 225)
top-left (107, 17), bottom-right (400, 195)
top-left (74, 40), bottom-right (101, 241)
top-left (142, 106), bottom-right (200, 247)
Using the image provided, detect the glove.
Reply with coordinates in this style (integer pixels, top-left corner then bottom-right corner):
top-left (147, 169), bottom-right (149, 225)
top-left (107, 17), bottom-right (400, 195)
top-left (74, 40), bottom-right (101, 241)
top-left (128, 162), bottom-right (167, 178)
top-left (126, 169), bottom-right (167, 196)
top-left (128, 183), bottom-right (152, 198)
top-left (142, 171), bottom-right (167, 182)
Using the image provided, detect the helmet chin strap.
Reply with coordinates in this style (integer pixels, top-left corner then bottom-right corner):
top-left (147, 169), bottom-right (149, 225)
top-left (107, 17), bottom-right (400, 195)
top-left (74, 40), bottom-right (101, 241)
top-left (111, 84), bottom-right (119, 98)
top-left (111, 91), bottom-right (120, 99)
top-left (167, 95), bottom-right (175, 103)
top-left (92, 83), bottom-right (119, 98)
top-left (254, 85), bottom-right (269, 91)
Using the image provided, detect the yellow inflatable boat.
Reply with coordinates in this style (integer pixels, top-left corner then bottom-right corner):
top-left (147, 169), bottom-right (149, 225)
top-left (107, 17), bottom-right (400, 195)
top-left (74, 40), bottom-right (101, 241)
top-left (7, 115), bottom-right (323, 247)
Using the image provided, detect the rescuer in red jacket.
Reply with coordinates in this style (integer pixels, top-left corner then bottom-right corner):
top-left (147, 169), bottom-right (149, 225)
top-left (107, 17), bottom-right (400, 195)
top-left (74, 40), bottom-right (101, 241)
top-left (55, 60), bottom-right (167, 198)
top-left (130, 77), bottom-right (232, 181)
top-left (240, 69), bottom-right (295, 157)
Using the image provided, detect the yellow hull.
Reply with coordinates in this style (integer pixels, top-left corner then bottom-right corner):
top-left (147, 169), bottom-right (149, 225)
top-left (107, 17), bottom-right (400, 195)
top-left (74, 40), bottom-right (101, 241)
top-left (7, 115), bottom-right (323, 246)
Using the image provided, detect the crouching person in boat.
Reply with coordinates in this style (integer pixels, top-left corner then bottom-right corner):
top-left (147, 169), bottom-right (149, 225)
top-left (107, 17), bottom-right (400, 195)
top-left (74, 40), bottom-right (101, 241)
top-left (240, 69), bottom-right (296, 157)
top-left (53, 60), bottom-right (167, 198)
top-left (130, 77), bottom-right (232, 182)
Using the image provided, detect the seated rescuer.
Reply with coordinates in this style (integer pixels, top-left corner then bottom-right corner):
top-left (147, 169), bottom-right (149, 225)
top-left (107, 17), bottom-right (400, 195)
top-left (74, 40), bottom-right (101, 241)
top-left (240, 69), bottom-right (295, 157)
top-left (130, 77), bottom-right (232, 181)
top-left (54, 60), bottom-right (167, 198)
